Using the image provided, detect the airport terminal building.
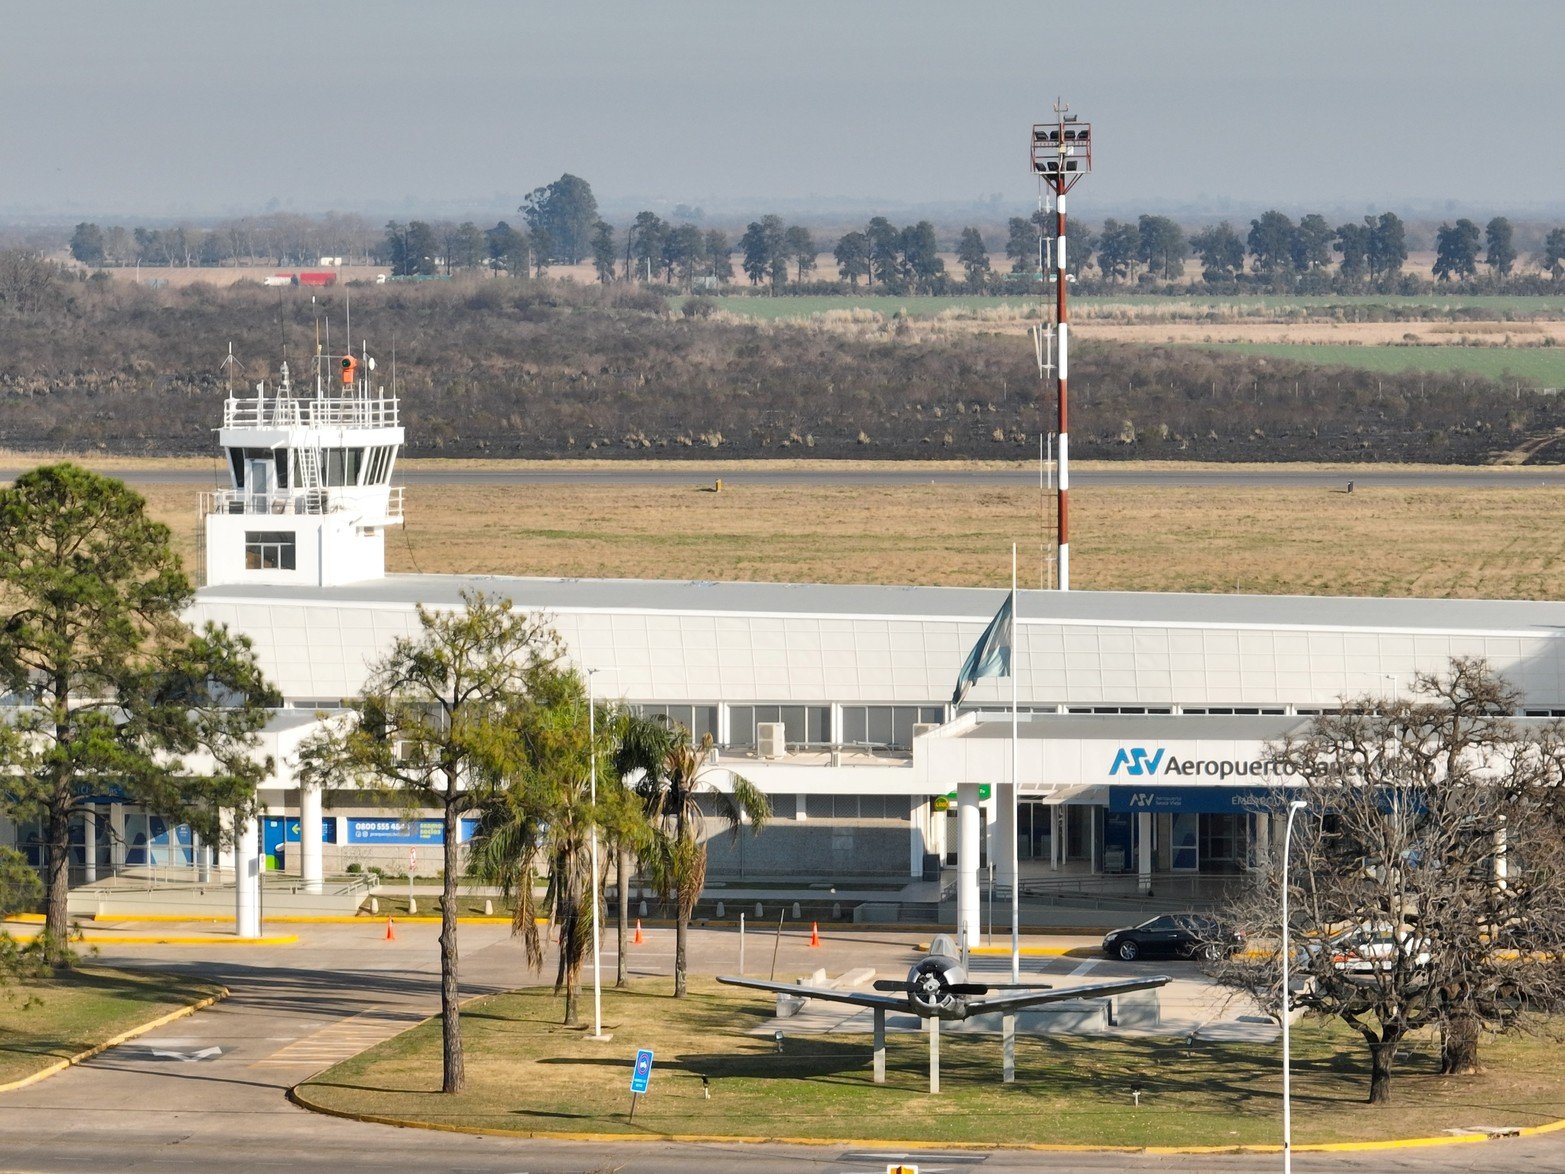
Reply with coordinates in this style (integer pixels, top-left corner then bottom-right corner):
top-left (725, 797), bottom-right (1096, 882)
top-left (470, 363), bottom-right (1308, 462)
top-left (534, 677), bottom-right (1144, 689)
top-left (9, 360), bottom-right (1565, 940)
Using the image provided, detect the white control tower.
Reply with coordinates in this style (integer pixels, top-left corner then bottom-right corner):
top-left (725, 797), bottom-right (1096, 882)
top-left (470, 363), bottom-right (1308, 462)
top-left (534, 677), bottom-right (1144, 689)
top-left (201, 347), bottom-right (404, 587)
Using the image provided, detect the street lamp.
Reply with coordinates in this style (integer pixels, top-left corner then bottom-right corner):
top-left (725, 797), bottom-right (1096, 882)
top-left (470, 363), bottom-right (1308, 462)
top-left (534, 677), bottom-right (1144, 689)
top-left (1280, 797), bottom-right (1308, 1173)
top-left (587, 666), bottom-right (614, 1041)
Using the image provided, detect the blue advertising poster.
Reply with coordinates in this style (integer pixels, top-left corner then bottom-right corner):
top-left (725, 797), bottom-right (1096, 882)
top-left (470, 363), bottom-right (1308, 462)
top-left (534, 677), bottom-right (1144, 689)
top-left (344, 818), bottom-right (481, 845)
top-left (630, 1048), bottom-right (654, 1094)
top-left (346, 818), bottom-right (445, 845)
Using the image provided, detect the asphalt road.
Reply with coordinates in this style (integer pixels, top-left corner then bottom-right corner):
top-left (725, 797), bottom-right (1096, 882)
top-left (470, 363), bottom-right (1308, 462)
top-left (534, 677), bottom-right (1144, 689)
top-left (7, 464), bottom-right (1565, 490)
top-left (1, 924), bottom-right (1560, 1173)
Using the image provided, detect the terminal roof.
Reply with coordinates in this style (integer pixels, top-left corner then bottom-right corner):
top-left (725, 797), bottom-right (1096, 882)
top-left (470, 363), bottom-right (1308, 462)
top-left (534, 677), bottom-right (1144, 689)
top-left (200, 573), bottom-right (1565, 635)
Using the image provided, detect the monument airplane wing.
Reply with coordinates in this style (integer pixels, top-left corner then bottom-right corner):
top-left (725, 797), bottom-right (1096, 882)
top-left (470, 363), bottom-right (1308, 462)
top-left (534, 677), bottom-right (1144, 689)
top-left (963, 974), bottom-right (1171, 1016)
top-left (717, 976), bottom-right (915, 1014)
top-left (716, 971), bottom-right (1170, 1020)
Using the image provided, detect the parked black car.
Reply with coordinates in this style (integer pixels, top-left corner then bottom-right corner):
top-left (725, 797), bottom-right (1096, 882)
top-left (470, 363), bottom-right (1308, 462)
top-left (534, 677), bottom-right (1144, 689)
top-left (1101, 914), bottom-right (1244, 962)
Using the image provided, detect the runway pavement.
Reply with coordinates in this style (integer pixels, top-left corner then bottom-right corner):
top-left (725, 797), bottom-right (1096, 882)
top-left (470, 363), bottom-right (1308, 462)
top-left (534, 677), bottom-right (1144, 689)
top-left (0, 922), bottom-right (1561, 1173)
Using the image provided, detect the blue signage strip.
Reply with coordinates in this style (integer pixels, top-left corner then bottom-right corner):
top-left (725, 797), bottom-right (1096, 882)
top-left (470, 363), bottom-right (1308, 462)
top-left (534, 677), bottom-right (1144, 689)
top-left (630, 1048), bottom-right (654, 1094)
top-left (343, 818), bottom-right (479, 845)
top-left (1109, 786), bottom-right (1272, 814)
top-left (346, 818), bottom-right (446, 845)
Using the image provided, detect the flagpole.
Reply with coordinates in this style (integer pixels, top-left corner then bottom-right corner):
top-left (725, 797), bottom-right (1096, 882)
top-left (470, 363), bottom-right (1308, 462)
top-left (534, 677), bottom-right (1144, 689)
top-left (1010, 543), bottom-right (1020, 983)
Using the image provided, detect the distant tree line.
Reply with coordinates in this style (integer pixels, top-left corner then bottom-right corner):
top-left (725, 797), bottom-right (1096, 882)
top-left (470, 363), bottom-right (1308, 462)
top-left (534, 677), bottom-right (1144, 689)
top-left (58, 173), bottom-right (1565, 294)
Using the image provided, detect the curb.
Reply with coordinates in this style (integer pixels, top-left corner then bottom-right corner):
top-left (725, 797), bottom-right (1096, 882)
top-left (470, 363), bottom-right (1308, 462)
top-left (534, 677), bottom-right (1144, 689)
top-left (50, 914), bottom-right (525, 926)
top-left (286, 1081), bottom-right (1565, 1154)
top-left (0, 984), bottom-right (229, 1093)
top-left (7, 931), bottom-right (298, 946)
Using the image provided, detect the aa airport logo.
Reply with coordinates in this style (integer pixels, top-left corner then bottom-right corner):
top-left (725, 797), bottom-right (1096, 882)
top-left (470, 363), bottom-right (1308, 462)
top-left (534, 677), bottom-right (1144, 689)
top-left (1109, 746), bottom-right (1303, 780)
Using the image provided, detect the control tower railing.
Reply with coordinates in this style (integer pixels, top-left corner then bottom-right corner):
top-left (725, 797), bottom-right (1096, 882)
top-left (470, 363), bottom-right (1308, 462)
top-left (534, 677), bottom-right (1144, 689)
top-left (199, 485), bottom-right (403, 520)
top-left (222, 394), bottom-right (400, 430)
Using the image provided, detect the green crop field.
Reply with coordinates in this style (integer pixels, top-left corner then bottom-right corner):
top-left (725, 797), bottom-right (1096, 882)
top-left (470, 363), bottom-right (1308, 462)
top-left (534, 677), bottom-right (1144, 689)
top-left (693, 292), bottom-right (1565, 321)
top-left (1188, 342), bottom-right (1565, 386)
top-left (691, 294), bottom-right (1056, 320)
top-left (1083, 293), bottom-right (1565, 314)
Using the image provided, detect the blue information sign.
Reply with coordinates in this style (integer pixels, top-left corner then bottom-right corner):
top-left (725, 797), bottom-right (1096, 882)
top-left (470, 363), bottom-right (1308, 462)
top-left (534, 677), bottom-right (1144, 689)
top-left (1108, 786), bottom-right (1272, 814)
top-left (630, 1048), bottom-right (654, 1094)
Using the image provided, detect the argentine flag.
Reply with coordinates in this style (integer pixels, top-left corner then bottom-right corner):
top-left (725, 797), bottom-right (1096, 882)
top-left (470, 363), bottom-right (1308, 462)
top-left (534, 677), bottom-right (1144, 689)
top-left (951, 594), bottom-right (1014, 705)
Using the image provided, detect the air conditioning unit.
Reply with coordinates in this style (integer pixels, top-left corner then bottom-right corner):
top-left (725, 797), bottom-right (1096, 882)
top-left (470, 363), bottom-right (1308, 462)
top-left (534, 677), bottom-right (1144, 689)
top-left (757, 722), bottom-right (787, 759)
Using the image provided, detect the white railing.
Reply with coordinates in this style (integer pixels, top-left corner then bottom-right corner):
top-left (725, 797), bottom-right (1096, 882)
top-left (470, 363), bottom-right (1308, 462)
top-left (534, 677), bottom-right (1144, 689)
top-left (222, 394), bottom-right (400, 430)
top-left (200, 486), bottom-right (404, 521)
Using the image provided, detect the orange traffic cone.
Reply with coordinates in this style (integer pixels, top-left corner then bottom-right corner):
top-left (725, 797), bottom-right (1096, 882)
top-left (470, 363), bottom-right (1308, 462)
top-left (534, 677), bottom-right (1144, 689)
top-left (809, 921), bottom-right (821, 947)
top-left (633, 918), bottom-right (644, 945)
top-left (385, 916), bottom-right (396, 941)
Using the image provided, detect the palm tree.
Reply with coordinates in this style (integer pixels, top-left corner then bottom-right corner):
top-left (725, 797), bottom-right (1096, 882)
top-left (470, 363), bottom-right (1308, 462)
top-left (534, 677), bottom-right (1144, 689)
top-left (605, 710), bottom-right (670, 987)
top-left (467, 668), bottom-right (598, 1026)
top-left (638, 725), bottom-right (769, 997)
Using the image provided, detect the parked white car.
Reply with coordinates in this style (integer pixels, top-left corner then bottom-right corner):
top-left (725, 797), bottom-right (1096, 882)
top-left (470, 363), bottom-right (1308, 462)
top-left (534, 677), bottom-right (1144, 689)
top-left (1300, 921), bottom-right (1431, 975)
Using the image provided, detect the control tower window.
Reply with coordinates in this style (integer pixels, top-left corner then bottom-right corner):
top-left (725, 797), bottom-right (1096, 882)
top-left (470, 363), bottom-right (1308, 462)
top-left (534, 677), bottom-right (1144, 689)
top-left (322, 448), bottom-right (366, 486)
top-left (244, 531), bottom-right (296, 571)
top-left (229, 447), bottom-right (290, 489)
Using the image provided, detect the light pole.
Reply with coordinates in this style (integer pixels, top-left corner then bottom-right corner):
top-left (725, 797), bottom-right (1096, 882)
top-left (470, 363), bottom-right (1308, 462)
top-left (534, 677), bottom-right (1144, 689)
top-left (1029, 100), bottom-right (1091, 590)
top-left (1281, 797), bottom-right (1308, 1172)
top-left (587, 667), bottom-right (609, 1040)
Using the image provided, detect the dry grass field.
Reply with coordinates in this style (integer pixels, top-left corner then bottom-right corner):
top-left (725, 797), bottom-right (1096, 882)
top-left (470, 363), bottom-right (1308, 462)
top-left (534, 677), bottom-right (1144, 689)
top-left (106, 465), bottom-right (1565, 601)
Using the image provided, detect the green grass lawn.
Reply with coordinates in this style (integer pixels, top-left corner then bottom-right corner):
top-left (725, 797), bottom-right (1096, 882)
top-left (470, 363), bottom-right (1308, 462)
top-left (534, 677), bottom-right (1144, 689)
top-left (0, 965), bottom-right (225, 1084)
top-left (1188, 342), bottom-right (1565, 386)
top-left (296, 979), bottom-right (1565, 1148)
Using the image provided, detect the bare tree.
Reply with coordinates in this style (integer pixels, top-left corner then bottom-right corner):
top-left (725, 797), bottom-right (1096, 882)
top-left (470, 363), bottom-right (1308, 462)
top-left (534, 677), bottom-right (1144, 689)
top-left (0, 250), bottom-right (65, 314)
top-left (1211, 658), bottom-right (1565, 1104)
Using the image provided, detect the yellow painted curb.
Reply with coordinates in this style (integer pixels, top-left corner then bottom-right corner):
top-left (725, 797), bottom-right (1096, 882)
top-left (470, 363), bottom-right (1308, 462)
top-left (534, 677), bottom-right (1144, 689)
top-left (966, 945), bottom-right (1086, 957)
top-left (83, 914), bottom-right (527, 926)
top-left (8, 932), bottom-right (298, 946)
top-left (0, 985), bottom-right (229, 1093)
top-left (285, 1081), bottom-right (1565, 1155)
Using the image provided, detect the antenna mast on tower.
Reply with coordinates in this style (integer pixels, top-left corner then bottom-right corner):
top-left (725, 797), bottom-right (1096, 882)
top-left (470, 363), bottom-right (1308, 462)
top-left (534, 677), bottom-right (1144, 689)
top-left (1030, 99), bottom-right (1091, 590)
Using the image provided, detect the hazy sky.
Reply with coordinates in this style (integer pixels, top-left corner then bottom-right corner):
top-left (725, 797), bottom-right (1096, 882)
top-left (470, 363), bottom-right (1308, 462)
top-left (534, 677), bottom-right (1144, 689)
top-left (4, 1), bottom-right (1561, 221)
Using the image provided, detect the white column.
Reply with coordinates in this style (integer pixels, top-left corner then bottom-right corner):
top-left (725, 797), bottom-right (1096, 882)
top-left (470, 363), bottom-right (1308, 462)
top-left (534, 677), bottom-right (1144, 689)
top-left (1088, 806), bottom-right (1099, 873)
top-left (873, 1007), bottom-right (886, 1084)
top-left (995, 784), bottom-right (1017, 894)
top-left (301, 782), bottom-right (324, 895)
top-left (928, 1016), bottom-right (942, 1095)
top-left (956, 783), bottom-right (982, 951)
top-left (109, 802), bottom-right (126, 873)
top-left (1254, 812), bottom-right (1272, 864)
top-left (1051, 805), bottom-right (1062, 870)
top-left (1492, 817), bottom-right (1509, 893)
top-left (82, 810), bottom-right (97, 884)
top-left (235, 811), bottom-right (261, 939)
top-left (1137, 811), bottom-right (1154, 895)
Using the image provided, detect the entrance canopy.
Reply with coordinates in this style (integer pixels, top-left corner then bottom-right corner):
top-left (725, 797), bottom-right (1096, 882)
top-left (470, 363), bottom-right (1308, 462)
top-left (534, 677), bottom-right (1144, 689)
top-left (916, 713), bottom-right (1308, 799)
